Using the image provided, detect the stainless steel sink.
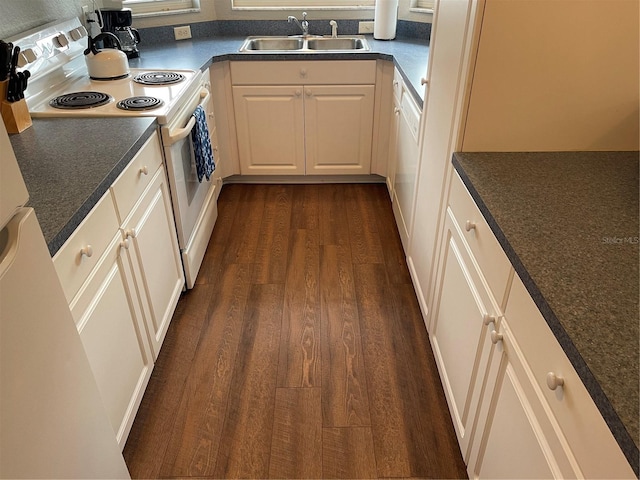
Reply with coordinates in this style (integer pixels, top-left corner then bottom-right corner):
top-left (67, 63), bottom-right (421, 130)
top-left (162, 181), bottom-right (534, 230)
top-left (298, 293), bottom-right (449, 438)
top-left (239, 36), bottom-right (370, 53)
top-left (241, 37), bottom-right (305, 51)
top-left (307, 37), bottom-right (368, 51)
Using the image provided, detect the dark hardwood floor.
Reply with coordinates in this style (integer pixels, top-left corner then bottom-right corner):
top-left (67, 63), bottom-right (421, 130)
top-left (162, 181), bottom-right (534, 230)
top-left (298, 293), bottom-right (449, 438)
top-left (123, 183), bottom-right (467, 479)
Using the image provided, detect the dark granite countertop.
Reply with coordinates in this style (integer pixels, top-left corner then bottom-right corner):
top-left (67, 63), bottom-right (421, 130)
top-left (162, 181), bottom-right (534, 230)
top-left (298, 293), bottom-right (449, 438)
top-left (453, 151), bottom-right (639, 474)
top-left (9, 117), bottom-right (157, 255)
top-left (129, 35), bottom-right (429, 105)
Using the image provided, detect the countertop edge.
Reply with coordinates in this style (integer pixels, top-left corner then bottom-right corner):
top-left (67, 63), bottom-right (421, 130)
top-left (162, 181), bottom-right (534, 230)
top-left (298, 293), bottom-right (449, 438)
top-left (451, 153), bottom-right (640, 475)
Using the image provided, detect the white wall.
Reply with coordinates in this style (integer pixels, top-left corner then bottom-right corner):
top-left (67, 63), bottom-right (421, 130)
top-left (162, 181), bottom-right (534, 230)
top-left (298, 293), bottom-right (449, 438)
top-left (0, 0), bottom-right (100, 39)
top-left (462, 0), bottom-right (640, 151)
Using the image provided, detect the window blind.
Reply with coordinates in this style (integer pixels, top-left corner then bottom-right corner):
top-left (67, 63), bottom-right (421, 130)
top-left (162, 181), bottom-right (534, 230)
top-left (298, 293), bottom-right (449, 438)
top-left (232, 0), bottom-right (374, 8)
top-left (415, 0), bottom-right (435, 9)
top-left (122, 0), bottom-right (200, 16)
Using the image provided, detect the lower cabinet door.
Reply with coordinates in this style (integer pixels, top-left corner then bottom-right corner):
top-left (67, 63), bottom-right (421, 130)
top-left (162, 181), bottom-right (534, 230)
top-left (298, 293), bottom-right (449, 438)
top-left (429, 212), bottom-right (497, 460)
top-left (467, 323), bottom-right (579, 480)
top-left (70, 233), bottom-right (153, 450)
top-left (123, 167), bottom-right (184, 359)
top-left (305, 84), bottom-right (374, 175)
top-left (232, 85), bottom-right (305, 175)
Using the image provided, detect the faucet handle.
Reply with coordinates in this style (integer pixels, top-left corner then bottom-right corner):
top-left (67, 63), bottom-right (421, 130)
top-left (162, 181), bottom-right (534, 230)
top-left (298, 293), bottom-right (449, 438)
top-left (302, 11), bottom-right (307, 20)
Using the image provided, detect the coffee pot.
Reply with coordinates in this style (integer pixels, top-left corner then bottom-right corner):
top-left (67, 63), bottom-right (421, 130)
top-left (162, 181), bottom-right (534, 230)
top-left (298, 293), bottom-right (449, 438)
top-left (115, 27), bottom-right (140, 58)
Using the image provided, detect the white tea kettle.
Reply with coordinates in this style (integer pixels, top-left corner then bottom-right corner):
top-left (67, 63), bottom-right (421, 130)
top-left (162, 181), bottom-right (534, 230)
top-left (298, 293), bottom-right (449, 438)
top-left (84, 32), bottom-right (130, 80)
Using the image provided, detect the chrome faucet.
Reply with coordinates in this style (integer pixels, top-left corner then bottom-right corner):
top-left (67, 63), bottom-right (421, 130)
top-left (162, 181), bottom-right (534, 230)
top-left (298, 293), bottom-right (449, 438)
top-left (329, 20), bottom-right (338, 38)
top-left (288, 12), bottom-right (309, 36)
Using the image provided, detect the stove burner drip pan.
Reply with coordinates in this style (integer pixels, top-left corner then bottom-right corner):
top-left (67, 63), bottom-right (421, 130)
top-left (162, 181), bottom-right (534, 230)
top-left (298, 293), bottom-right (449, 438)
top-left (133, 71), bottom-right (185, 85)
top-left (117, 96), bottom-right (164, 111)
top-left (49, 91), bottom-right (112, 109)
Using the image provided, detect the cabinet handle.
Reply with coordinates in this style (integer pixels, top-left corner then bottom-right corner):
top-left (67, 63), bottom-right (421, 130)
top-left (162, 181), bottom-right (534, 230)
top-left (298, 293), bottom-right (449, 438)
top-left (120, 238), bottom-right (130, 250)
top-left (300, 68), bottom-right (307, 77)
top-left (393, 80), bottom-right (399, 87)
top-left (421, 77), bottom-right (428, 85)
top-left (305, 89), bottom-right (312, 97)
top-left (546, 372), bottom-right (565, 391)
top-left (490, 330), bottom-right (503, 344)
top-left (465, 220), bottom-right (476, 232)
top-left (483, 314), bottom-right (496, 326)
top-left (140, 165), bottom-right (149, 176)
top-left (125, 228), bottom-right (137, 239)
top-left (394, 107), bottom-right (401, 115)
top-left (80, 245), bottom-right (93, 258)
top-left (295, 89), bottom-right (302, 97)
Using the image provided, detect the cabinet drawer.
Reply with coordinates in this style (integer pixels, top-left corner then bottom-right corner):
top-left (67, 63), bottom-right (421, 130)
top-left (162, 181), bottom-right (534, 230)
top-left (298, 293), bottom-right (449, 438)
top-left (53, 191), bottom-right (120, 305)
top-left (504, 275), bottom-right (635, 479)
top-left (230, 60), bottom-right (376, 85)
top-left (448, 172), bottom-right (511, 304)
top-left (111, 132), bottom-right (163, 223)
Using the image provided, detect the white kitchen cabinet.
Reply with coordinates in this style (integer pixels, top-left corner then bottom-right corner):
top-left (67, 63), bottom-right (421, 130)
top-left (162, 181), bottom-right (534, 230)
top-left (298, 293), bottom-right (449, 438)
top-left (230, 60), bottom-right (376, 176)
top-left (305, 84), bottom-right (374, 175)
top-left (429, 172), bottom-right (512, 460)
top-left (432, 172), bottom-right (636, 479)
top-left (54, 192), bottom-right (153, 450)
top-left (53, 132), bottom-right (184, 448)
top-left (390, 76), bottom-right (421, 250)
top-left (466, 318), bottom-right (579, 480)
top-left (232, 85), bottom-right (306, 174)
top-left (386, 76), bottom-right (401, 196)
top-left (465, 272), bottom-right (628, 479)
top-left (408, 0), bottom-right (484, 326)
top-left (111, 134), bottom-right (184, 359)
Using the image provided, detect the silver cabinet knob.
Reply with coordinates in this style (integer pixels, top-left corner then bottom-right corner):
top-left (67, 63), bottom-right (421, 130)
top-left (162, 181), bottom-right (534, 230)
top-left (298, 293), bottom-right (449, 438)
top-left (546, 372), bottom-right (565, 390)
top-left (120, 238), bottom-right (130, 250)
top-left (139, 165), bottom-right (149, 175)
top-left (421, 77), bottom-right (428, 85)
top-left (490, 330), bottom-right (503, 344)
top-left (394, 107), bottom-right (400, 115)
top-left (80, 245), bottom-right (93, 258)
top-left (465, 220), bottom-right (476, 232)
top-left (125, 229), bottom-right (137, 239)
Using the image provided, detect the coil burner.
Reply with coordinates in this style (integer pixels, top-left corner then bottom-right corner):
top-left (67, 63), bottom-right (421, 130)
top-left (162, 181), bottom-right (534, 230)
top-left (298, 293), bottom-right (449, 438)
top-left (133, 71), bottom-right (185, 85)
top-left (49, 91), bottom-right (112, 109)
top-left (116, 96), bottom-right (164, 111)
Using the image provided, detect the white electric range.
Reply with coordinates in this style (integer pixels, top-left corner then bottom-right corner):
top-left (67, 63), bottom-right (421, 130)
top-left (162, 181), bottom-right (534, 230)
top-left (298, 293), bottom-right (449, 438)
top-left (12, 17), bottom-right (217, 289)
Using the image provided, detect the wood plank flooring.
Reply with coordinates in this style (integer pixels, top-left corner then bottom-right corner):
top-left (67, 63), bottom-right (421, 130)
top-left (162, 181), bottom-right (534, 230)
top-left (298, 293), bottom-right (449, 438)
top-left (123, 183), bottom-right (467, 479)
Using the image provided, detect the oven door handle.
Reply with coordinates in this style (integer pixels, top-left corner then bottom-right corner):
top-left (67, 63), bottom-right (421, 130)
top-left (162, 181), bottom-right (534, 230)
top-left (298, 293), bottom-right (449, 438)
top-left (161, 88), bottom-right (211, 147)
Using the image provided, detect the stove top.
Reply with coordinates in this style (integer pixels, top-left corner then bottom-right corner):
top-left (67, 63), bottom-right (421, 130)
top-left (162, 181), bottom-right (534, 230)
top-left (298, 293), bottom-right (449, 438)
top-left (27, 66), bottom-right (200, 124)
top-left (12, 17), bottom-right (202, 125)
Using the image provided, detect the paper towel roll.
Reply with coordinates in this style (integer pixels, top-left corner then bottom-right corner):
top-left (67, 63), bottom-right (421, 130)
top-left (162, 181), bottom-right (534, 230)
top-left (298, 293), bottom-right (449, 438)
top-left (374, 0), bottom-right (399, 40)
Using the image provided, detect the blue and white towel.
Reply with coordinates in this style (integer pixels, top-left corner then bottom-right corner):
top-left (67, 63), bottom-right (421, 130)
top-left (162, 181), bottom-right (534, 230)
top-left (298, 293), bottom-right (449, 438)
top-left (191, 105), bottom-right (215, 182)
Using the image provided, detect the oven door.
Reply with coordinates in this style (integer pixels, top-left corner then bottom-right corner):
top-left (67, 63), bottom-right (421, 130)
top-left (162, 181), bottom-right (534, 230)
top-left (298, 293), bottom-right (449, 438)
top-left (161, 86), bottom-right (218, 288)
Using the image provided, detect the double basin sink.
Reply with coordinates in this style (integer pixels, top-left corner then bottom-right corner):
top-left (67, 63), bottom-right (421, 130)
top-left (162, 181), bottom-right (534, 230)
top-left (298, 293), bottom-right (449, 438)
top-left (239, 35), bottom-right (370, 53)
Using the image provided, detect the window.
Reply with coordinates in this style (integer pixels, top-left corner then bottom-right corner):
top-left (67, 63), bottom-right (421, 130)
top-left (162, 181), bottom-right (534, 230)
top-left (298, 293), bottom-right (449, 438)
top-left (232, 0), bottom-right (374, 8)
top-left (414, 0), bottom-right (435, 12)
top-left (121, 0), bottom-right (200, 17)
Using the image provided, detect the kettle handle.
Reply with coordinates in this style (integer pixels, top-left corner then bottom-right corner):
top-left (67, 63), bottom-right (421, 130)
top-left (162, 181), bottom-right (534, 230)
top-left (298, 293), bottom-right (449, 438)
top-left (90, 32), bottom-right (123, 54)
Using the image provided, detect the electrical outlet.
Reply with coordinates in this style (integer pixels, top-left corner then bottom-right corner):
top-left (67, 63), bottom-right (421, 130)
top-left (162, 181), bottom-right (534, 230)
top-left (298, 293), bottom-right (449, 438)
top-left (174, 26), bottom-right (192, 41)
top-left (359, 21), bottom-right (374, 34)
top-left (81, 5), bottom-right (90, 15)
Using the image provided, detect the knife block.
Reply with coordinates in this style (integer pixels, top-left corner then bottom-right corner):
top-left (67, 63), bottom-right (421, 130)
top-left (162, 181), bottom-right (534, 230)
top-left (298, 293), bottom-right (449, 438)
top-left (0, 80), bottom-right (32, 134)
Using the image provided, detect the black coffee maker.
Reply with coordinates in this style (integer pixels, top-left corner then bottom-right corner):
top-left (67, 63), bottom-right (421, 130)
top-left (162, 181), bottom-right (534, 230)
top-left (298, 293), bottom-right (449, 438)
top-left (101, 9), bottom-right (141, 58)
